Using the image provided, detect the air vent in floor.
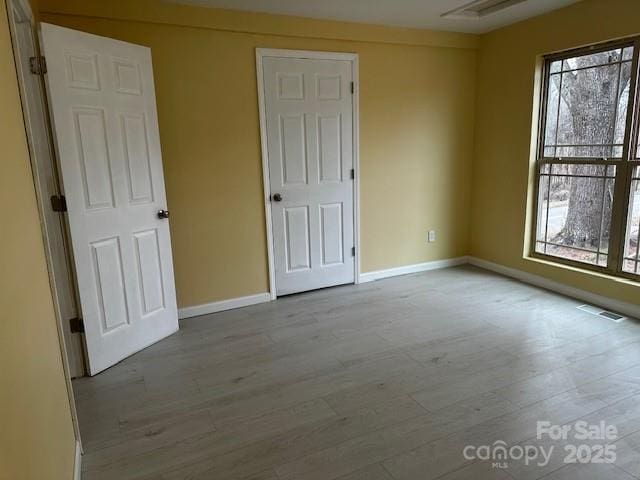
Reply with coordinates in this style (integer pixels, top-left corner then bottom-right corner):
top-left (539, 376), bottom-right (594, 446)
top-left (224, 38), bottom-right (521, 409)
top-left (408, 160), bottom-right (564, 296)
top-left (577, 304), bottom-right (626, 323)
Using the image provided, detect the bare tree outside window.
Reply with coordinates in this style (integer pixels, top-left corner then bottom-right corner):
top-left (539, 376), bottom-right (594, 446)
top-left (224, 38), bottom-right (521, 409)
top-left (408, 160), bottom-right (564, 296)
top-left (534, 42), bottom-right (640, 279)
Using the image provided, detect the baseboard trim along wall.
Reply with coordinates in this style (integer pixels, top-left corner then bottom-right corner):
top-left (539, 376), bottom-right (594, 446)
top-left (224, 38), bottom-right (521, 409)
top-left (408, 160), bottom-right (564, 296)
top-left (468, 256), bottom-right (640, 320)
top-left (358, 256), bottom-right (469, 283)
top-left (74, 441), bottom-right (82, 480)
top-left (177, 256), bottom-right (638, 320)
top-left (178, 292), bottom-right (272, 319)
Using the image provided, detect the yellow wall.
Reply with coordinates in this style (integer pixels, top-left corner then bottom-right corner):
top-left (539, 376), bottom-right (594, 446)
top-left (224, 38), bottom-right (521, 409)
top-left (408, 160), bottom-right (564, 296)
top-left (471, 0), bottom-right (640, 305)
top-left (38, 0), bottom-right (478, 308)
top-left (0, 0), bottom-right (76, 478)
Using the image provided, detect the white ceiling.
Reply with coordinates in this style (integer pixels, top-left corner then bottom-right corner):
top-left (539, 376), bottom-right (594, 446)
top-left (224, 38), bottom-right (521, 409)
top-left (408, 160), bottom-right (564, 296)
top-left (167, 0), bottom-right (581, 34)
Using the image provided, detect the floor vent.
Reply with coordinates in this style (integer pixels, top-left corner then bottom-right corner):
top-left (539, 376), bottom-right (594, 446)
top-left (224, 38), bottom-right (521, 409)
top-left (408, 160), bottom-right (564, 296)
top-left (441, 0), bottom-right (528, 19)
top-left (577, 304), bottom-right (626, 323)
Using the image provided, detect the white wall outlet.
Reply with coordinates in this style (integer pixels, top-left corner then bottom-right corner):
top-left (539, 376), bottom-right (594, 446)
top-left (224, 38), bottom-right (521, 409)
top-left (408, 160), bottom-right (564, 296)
top-left (428, 230), bottom-right (436, 243)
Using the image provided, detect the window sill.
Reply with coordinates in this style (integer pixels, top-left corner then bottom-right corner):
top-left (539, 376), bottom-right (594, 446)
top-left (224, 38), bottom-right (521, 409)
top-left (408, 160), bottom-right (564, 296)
top-left (523, 255), bottom-right (640, 288)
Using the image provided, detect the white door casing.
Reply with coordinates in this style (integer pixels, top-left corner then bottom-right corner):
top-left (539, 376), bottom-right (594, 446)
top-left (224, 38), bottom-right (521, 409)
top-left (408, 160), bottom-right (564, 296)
top-left (8, 0), bottom-right (83, 448)
top-left (258, 50), bottom-right (357, 296)
top-left (40, 23), bottom-right (178, 375)
top-left (8, 4), bottom-right (85, 379)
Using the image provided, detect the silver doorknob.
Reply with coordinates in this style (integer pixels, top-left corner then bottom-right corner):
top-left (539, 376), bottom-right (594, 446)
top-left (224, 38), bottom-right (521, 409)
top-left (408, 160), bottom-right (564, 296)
top-left (157, 209), bottom-right (170, 219)
top-left (272, 193), bottom-right (283, 202)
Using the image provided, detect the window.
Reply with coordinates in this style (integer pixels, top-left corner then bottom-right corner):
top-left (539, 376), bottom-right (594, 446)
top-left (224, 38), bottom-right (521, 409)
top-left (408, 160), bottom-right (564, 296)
top-left (533, 40), bottom-right (640, 280)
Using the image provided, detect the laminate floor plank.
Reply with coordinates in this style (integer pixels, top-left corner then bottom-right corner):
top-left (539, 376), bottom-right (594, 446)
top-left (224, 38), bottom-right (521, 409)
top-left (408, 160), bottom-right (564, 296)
top-left (74, 266), bottom-right (640, 480)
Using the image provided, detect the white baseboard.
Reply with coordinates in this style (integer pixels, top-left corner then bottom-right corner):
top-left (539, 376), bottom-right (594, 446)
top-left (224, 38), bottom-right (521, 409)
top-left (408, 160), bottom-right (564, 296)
top-left (359, 256), bottom-right (469, 283)
top-left (179, 258), bottom-right (469, 318)
top-left (74, 440), bottom-right (81, 480)
top-left (468, 256), bottom-right (640, 320)
top-left (178, 292), bottom-right (271, 319)
top-left (177, 256), bottom-right (638, 320)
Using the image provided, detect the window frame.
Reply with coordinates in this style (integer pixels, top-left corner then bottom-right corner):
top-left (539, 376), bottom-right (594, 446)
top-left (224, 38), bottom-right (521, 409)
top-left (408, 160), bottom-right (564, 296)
top-left (530, 37), bottom-right (640, 281)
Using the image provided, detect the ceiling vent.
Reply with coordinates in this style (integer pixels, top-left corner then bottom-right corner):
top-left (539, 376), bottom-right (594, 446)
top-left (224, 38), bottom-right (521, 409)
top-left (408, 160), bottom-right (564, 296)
top-left (441, 0), bottom-right (528, 19)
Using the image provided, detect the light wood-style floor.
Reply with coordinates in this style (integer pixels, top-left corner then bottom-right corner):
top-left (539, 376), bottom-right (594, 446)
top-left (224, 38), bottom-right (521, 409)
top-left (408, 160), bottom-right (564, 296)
top-left (74, 265), bottom-right (640, 480)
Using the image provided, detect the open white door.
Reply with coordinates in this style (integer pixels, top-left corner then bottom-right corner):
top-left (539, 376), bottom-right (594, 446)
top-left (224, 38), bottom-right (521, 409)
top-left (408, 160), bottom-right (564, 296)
top-left (40, 23), bottom-right (178, 375)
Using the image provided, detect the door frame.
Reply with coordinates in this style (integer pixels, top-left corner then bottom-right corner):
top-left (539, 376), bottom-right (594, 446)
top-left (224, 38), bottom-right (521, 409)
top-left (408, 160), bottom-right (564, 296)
top-left (8, 2), bottom-right (86, 381)
top-left (5, 0), bottom-right (83, 453)
top-left (255, 48), bottom-right (361, 299)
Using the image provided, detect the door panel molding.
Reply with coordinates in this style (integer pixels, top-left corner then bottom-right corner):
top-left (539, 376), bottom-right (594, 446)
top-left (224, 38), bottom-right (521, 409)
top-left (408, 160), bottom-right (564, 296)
top-left (256, 48), bottom-right (360, 298)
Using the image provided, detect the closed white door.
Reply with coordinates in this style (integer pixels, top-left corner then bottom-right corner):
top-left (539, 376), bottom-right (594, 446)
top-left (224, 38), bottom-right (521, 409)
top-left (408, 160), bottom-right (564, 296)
top-left (41, 23), bottom-right (178, 375)
top-left (261, 53), bottom-right (355, 295)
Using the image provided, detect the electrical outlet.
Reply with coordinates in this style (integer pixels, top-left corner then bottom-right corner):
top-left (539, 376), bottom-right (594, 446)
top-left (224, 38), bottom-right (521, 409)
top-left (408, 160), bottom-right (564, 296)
top-left (428, 230), bottom-right (436, 243)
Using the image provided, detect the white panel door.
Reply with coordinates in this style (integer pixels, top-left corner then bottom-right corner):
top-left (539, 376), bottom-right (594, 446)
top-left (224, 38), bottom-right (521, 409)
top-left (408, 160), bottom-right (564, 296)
top-left (40, 23), bottom-right (178, 375)
top-left (262, 55), bottom-right (355, 295)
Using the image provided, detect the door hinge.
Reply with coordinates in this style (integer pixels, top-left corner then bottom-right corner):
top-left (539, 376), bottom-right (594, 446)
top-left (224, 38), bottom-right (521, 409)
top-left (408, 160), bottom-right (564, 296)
top-left (351, 246), bottom-right (356, 257)
top-left (29, 56), bottom-right (47, 75)
top-left (350, 81), bottom-right (355, 94)
top-left (69, 317), bottom-right (85, 334)
top-left (350, 168), bottom-right (355, 180)
top-left (50, 194), bottom-right (67, 213)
